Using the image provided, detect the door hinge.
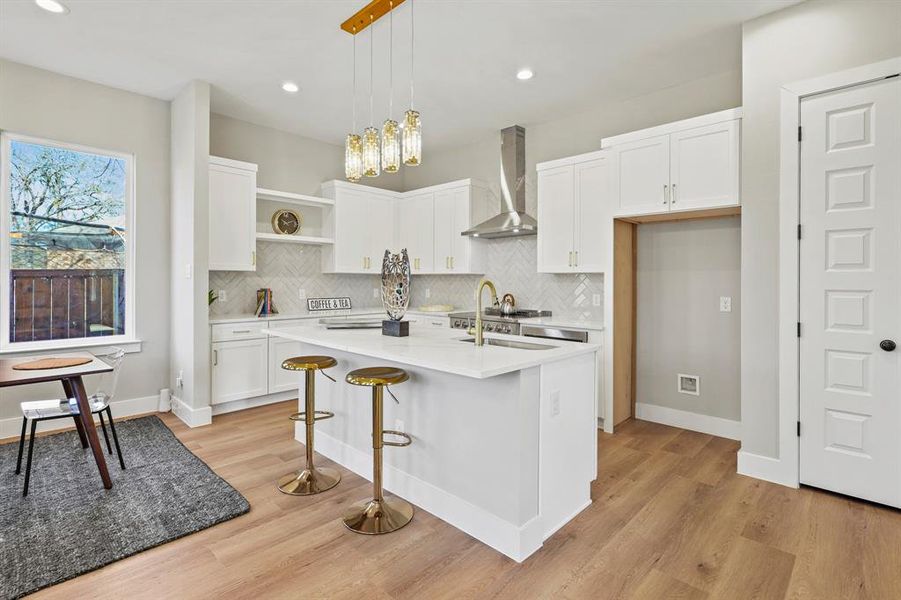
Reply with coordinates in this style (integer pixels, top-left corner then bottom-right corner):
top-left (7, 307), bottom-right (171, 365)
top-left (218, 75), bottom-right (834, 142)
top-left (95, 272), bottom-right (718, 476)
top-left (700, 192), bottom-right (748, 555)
top-left (798, 126), bottom-right (802, 142)
top-left (797, 421), bottom-right (801, 437)
top-left (797, 322), bottom-right (801, 338)
top-left (797, 224), bottom-right (802, 240)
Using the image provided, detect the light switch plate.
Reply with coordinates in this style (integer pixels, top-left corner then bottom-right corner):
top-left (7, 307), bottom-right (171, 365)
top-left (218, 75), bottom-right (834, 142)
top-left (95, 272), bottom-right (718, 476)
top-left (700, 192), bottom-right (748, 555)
top-left (425, 288), bottom-right (431, 299)
top-left (298, 288), bottom-right (306, 300)
top-left (592, 294), bottom-right (601, 307)
top-left (551, 391), bottom-right (561, 417)
top-left (372, 288), bottom-right (379, 299)
top-left (218, 289), bottom-right (227, 302)
top-left (720, 296), bottom-right (732, 312)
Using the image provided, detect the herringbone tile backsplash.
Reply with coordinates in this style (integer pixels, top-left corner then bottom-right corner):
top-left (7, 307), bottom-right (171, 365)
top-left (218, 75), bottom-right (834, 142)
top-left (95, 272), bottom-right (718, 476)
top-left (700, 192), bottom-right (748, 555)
top-left (210, 237), bottom-right (603, 321)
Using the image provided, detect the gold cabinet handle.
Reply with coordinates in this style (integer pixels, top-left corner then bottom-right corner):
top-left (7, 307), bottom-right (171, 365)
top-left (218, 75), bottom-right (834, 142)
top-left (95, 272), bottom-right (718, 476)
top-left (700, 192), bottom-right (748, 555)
top-left (450, 256), bottom-right (454, 270)
top-left (213, 349), bottom-right (218, 366)
top-left (672, 183), bottom-right (677, 204)
top-left (663, 185), bottom-right (668, 205)
top-left (363, 257), bottom-right (366, 270)
top-left (575, 251), bottom-right (579, 267)
top-left (252, 250), bottom-right (256, 266)
top-left (568, 251), bottom-right (573, 267)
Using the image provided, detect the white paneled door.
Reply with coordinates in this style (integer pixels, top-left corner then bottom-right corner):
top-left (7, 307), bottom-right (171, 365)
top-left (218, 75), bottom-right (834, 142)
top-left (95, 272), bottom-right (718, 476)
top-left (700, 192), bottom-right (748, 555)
top-left (799, 76), bottom-right (901, 507)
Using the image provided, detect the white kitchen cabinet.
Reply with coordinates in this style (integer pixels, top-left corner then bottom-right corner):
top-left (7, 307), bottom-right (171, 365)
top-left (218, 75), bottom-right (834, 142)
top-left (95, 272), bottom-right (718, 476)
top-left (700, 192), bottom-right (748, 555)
top-left (614, 135), bottom-right (670, 216)
top-left (537, 165), bottom-right (576, 272)
top-left (669, 120), bottom-right (739, 212)
top-left (536, 151), bottom-right (611, 273)
top-left (433, 184), bottom-right (485, 274)
top-left (209, 156), bottom-right (258, 271)
top-left (323, 179), bottom-right (489, 275)
top-left (321, 181), bottom-right (396, 273)
top-left (211, 337), bottom-right (268, 404)
top-left (602, 108), bottom-right (742, 218)
top-left (395, 192), bottom-right (435, 273)
top-left (268, 335), bottom-right (303, 394)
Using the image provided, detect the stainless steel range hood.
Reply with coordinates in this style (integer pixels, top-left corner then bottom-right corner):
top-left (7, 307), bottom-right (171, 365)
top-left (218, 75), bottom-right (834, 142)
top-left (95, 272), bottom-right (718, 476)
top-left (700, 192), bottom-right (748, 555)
top-left (462, 125), bottom-right (537, 239)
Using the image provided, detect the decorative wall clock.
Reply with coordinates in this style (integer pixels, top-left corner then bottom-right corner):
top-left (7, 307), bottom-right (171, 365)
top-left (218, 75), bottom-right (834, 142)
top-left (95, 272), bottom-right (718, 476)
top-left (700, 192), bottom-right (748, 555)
top-left (271, 208), bottom-right (302, 235)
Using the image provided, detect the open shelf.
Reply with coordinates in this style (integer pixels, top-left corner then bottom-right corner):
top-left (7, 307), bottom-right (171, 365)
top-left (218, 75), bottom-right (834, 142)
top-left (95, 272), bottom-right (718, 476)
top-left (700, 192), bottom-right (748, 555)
top-left (256, 188), bottom-right (334, 208)
top-left (255, 232), bottom-right (334, 246)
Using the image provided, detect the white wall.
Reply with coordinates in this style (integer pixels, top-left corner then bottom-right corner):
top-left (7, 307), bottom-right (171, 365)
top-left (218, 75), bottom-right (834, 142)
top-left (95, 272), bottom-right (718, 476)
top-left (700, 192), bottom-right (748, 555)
top-left (170, 81), bottom-right (210, 412)
top-left (210, 113), bottom-right (404, 194)
top-left (740, 0), bottom-right (901, 458)
top-left (0, 59), bottom-right (171, 418)
top-left (636, 217), bottom-right (741, 421)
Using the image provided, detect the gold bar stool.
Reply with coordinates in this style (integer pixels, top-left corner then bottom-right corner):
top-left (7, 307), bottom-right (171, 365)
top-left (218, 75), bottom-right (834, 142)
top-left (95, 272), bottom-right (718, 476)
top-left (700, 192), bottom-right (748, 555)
top-left (343, 366), bottom-right (414, 535)
top-left (277, 355), bottom-right (341, 495)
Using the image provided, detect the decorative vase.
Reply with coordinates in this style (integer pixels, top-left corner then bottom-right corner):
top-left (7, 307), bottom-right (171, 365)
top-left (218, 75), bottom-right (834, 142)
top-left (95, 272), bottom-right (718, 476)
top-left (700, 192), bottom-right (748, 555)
top-left (380, 249), bottom-right (411, 336)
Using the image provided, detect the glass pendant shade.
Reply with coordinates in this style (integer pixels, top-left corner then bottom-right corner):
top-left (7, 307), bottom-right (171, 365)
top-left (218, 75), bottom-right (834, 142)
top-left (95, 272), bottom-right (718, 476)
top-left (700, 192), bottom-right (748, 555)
top-left (362, 126), bottom-right (380, 177)
top-left (402, 109), bottom-right (422, 166)
top-left (345, 133), bottom-right (363, 182)
top-left (381, 119), bottom-right (400, 173)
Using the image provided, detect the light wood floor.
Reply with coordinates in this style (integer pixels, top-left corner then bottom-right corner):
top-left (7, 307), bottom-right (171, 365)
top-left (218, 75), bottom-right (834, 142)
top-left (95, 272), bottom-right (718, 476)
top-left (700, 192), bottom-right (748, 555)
top-left (23, 400), bottom-right (901, 599)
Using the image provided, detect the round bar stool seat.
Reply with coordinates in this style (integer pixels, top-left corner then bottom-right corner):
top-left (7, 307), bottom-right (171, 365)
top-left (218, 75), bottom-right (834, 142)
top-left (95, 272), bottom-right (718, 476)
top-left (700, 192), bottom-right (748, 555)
top-left (282, 355), bottom-right (337, 371)
top-left (345, 366), bottom-right (409, 387)
top-left (277, 355), bottom-right (340, 496)
top-left (343, 366), bottom-right (414, 535)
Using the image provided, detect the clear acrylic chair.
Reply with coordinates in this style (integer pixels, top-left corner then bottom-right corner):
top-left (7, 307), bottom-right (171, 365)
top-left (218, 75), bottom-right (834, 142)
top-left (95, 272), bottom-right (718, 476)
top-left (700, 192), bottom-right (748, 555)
top-left (15, 348), bottom-right (127, 496)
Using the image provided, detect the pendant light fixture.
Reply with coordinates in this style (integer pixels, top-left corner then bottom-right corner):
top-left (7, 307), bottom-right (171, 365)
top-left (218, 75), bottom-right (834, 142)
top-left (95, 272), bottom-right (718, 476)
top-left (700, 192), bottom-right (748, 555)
top-left (340, 0), bottom-right (418, 179)
top-left (362, 14), bottom-right (381, 177)
top-left (381, 2), bottom-right (400, 173)
top-left (345, 26), bottom-right (363, 182)
top-left (402, 0), bottom-right (421, 166)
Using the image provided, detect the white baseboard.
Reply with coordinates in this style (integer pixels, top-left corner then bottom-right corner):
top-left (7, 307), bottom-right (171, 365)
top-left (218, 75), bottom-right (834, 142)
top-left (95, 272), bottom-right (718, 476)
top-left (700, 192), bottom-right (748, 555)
top-left (737, 450), bottom-right (799, 489)
top-left (314, 429), bottom-right (544, 562)
top-left (171, 394), bottom-right (212, 428)
top-left (211, 391), bottom-right (295, 416)
top-left (635, 402), bottom-right (741, 440)
top-left (0, 394), bottom-right (158, 440)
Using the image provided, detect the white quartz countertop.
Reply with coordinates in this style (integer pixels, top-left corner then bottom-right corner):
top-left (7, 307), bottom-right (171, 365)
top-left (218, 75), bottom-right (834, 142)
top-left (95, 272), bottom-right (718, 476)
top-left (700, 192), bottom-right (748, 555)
top-left (263, 321), bottom-right (599, 379)
top-left (209, 308), bottom-right (462, 325)
top-left (518, 316), bottom-right (604, 331)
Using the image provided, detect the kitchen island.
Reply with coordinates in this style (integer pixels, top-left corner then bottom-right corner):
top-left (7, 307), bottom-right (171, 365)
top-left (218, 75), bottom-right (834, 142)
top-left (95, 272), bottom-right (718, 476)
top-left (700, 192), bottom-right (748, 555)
top-left (264, 321), bottom-right (599, 562)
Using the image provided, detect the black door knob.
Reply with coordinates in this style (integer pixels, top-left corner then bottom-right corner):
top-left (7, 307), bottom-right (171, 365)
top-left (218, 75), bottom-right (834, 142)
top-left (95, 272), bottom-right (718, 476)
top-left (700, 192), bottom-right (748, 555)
top-left (880, 339), bottom-right (896, 352)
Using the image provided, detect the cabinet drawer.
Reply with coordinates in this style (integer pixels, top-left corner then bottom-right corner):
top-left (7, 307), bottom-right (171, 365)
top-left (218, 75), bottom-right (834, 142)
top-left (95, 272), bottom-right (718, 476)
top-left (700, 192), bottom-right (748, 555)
top-left (211, 321), bottom-right (267, 341)
top-left (266, 318), bottom-right (312, 330)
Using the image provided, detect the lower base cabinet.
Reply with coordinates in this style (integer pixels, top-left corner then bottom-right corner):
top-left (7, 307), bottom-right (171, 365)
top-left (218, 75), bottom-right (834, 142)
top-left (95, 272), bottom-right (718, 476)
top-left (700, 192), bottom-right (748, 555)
top-left (268, 335), bottom-right (303, 394)
top-left (211, 338), bottom-right (268, 404)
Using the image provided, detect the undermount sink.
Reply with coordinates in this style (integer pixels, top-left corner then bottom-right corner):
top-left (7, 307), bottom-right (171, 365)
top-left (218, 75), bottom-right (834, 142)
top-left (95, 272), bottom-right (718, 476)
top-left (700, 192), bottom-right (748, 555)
top-left (458, 337), bottom-right (555, 350)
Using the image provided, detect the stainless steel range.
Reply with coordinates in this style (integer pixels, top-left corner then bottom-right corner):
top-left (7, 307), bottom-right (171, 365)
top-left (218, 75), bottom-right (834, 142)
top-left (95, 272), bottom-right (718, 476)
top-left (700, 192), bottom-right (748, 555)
top-left (448, 308), bottom-right (552, 335)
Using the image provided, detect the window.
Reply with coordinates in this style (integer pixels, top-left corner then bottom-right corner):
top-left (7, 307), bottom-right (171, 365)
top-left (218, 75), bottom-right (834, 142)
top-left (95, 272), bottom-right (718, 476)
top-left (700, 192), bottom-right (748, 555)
top-left (1, 133), bottom-right (135, 351)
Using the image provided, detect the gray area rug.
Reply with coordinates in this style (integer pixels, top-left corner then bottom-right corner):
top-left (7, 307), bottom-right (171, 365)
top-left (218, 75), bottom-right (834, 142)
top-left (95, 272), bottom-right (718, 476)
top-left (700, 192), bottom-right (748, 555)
top-left (0, 415), bottom-right (250, 599)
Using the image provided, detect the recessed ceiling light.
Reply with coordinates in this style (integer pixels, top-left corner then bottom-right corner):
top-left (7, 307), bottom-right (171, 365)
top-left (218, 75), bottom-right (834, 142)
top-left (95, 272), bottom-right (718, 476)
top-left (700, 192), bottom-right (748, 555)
top-left (281, 81), bottom-right (299, 93)
top-left (516, 69), bottom-right (534, 81)
top-left (35, 0), bottom-right (69, 14)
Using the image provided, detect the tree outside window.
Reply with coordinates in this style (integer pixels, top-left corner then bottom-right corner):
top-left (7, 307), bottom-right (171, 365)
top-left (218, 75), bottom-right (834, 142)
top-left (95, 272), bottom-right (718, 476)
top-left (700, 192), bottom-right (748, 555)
top-left (5, 137), bottom-right (131, 344)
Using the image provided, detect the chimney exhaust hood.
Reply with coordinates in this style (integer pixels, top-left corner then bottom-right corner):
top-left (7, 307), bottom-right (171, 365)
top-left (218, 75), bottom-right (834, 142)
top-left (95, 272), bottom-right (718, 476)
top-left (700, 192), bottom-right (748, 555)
top-left (461, 125), bottom-right (537, 239)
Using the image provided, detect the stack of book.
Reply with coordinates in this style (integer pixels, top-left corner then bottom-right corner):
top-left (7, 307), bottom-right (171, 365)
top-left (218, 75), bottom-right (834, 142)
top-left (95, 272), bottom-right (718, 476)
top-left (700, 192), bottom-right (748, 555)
top-left (255, 288), bottom-right (278, 317)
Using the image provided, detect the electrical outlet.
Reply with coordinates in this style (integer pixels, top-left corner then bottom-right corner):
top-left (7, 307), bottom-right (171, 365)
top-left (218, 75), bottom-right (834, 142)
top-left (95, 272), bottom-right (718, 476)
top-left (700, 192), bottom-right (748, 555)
top-left (218, 289), bottom-right (227, 302)
top-left (176, 369), bottom-right (184, 389)
top-left (425, 288), bottom-right (431, 299)
top-left (298, 288), bottom-right (306, 300)
top-left (373, 288), bottom-right (379, 299)
top-left (592, 293), bottom-right (601, 307)
top-left (720, 296), bottom-right (732, 312)
top-left (184, 263), bottom-right (192, 279)
top-left (551, 391), bottom-right (561, 417)
top-left (394, 419), bottom-right (405, 432)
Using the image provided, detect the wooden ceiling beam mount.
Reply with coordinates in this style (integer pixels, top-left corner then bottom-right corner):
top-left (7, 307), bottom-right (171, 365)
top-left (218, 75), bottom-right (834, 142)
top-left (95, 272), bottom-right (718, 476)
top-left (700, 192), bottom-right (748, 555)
top-left (341, 0), bottom-right (407, 35)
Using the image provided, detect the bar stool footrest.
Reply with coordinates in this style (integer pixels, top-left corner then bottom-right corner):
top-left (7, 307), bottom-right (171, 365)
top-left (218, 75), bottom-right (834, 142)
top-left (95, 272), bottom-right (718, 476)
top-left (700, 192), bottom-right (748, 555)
top-left (289, 410), bottom-right (335, 422)
top-left (382, 429), bottom-right (412, 447)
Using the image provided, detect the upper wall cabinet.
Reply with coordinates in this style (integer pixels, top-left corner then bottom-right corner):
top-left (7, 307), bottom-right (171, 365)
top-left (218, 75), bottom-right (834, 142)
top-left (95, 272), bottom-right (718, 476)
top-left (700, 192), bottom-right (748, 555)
top-left (321, 181), bottom-right (396, 274)
top-left (209, 156), bottom-right (258, 271)
top-left (602, 108), bottom-right (741, 218)
top-left (322, 179), bottom-right (492, 275)
top-left (395, 191), bottom-right (435, 273)
top-left (536, 150), bottom-right (612, 273)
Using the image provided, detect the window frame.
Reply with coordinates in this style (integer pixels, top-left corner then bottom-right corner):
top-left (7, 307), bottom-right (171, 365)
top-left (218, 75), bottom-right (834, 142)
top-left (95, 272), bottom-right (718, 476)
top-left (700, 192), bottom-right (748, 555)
top-left (0, 132), bottom-right (138, 353)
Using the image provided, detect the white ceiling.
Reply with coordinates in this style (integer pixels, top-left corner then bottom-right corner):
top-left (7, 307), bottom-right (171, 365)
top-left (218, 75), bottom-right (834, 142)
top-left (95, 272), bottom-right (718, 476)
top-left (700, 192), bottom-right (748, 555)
top-left (0, 0), bottom-right (798, 150)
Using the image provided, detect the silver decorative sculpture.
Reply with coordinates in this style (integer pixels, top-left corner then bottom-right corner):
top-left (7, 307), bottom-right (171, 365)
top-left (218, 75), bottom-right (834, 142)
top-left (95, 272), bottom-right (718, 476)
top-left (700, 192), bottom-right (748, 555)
top-left (380, 249), bottom-right (411, 336)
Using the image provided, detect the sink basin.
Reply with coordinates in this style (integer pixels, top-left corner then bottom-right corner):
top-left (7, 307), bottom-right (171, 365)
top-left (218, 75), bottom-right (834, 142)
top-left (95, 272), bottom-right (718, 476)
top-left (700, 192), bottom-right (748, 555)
top-left (459, 337), bottom-right (554, 350)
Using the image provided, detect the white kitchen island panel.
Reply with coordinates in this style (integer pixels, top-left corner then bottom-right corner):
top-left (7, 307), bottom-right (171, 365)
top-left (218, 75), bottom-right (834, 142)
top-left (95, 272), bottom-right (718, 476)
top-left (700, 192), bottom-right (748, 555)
top-left (266, 324), bottom-right (598, 562)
